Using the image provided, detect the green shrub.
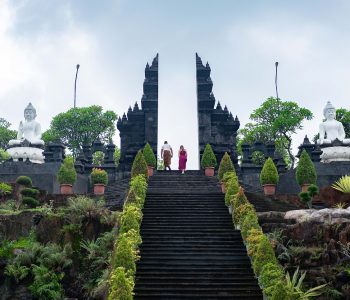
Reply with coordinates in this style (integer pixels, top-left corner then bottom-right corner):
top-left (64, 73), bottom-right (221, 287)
top-left (57, 157), bottom-right (77, 185)
top-left (241, 212), bottom-right (260, 240)
top-left (200, 144), bottom-right (217, 168)
top-left (246, 228), bottom-right (264, 258)
top-left (129, 175), bottom-right (147, 203)
top-left (224, 176), bottom-right (240, 206)
top-left (218, 152), bottom-right (235, 181)
top-left (22, 197), bottom-right (39, 208)
top-left (20, 187), bottom-right (40, 198)
top-left (252, 150), bottom-right (266, 166)
top-left (5, 262), bottom-right (30, 283)
top-left (91, 168), bottom-right (109, 185)
top-left (16, 176), bottom-right (32, 187)
top-left (222, 171), bottom-right (237, 185)
top-left (0, 182), bottom-right (12, 196)
top-left (260, 157), bottom-right (279, 185)
top-left (232, 187), bottom-right (248, 211)
top-left (259, 263), bottom-right (284, 297)
top-left (29, 264), bottom-right (64, 300)
top-left (308, 184), bottom-right (319, 197)
top-left (108, 267), bottom-right (134, 300)
top-left (66, 196), bottom-right (106, 224)
top-left (143, 142), bottom-right (157, 168)
top-left (119, 205), bottom-right (143, 235)
top-left (296, 150), bottom-right (317, 186)
top-left (131, 150), bottom-right (148, 179)
top-left (233, 203), bottom-right (255, 226)
top-left (270, 280), bottom-right (288, 300)
top-left (332, 175), bottom-right (350, 193)
top-left (252, 235), bottom-right (277, 275)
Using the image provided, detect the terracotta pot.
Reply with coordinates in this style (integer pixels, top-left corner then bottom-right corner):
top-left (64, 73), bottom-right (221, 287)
top-left (60, 184), bottom-right (73, 195)
top-left (147, 166), bottom-right (154, 177)
top-left (263, 184), bottom-right (276, 196)
top-left (221, 182), bottom-right (226, 193)
top-left (94, 184), bottom-right (105, 195)
top-left (204, 167), bottom-right (215, 176)
top-left (301, 184), bottom-right (311, 192)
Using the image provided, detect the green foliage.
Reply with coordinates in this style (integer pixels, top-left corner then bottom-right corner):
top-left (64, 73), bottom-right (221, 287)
top-left (270, 280), bottom-right (288, 300)
top-left (222, 171), bottom-right (237, 185)
top-left (0, 182), bottom-right (12, 196)
top-left (296, 150), bottom-right (317, 186)
top-left (251, 150), bottom-right (266, 166)
top-left (119, 205), bottom-right (143, 235)
top-left (218, 152), bottom-right (235, 181)
top-left (16, 175), bottom-right (32, 187)
top-left (201, 144), bottom-right (217, 168)
top-left (260, 157), bottom-right (279, 185)
top-left (157, 155), bottom-right (164, 170)
top-left (232, 187), bottom-right (248, 212)
top-left (126, 175), bottom-right (148, 209)
top-left (66, 196), bottom-right (106, 224)
top-left (299, 184), bottom-right (319, 209)
top-left (92, 151), bottom-right (105, 166)
top-left (131, 150), bottom-right (148, 179)
top-left (20, 187), bottom-right (39, 198)
top-left (252, 235), bottom-right (278, 275)
top-left (5, 262), bottom-right (30, 283)
top-left (245, 228), bottom-right (264, 258)
top-left (44, 105), bottom-right (117, 155)
top-left (224, 175), bottom-right (240, 206)
top-left (0, 118), bottom-right (17, 149)
top-left (241, 212), bottom-right (260, 240)
top-left (239, 97), bottom-right (313, 168)
top-left (259, 263), bottom-right (285, 297)
top-left (29, 265), bottom-right (64, 300)
top-left (108, 267), bottom-right (134, 300)
top-left (91, 168), bottom-right (109, 185)
top-left (308, 184), bottom-right (319, 197)
top-left (0, 240), bottom-right (15, 258)
top-left (336, 108), bottom-right (350, 138)
top-left (22, 197), bottom-right (39, 208)
top-left (57, 157), bottom-right (77, 184)
top-left (114, 146), bottom-right (121, 166)
top-left (0, 148), bottom-right (10, 162)
top-left (143, 142), bottom-right (157, 167)
top-left (233, 202), bottom-right (255, 226)
top-left (332, 175), bottom-right (350, 193)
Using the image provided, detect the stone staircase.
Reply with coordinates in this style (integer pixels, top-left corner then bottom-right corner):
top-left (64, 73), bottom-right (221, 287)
top-left (134, 171), bottom-right (263, 299)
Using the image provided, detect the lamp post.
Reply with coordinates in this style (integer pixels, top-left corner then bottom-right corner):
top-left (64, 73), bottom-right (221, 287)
top-left (275, 61), bottom-right (279, 100)
top-left (74, 64), bottom-right (80, 108)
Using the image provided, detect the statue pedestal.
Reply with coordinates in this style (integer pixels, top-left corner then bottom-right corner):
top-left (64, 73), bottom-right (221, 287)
top-left (321, 146), bottom-right (350, 163)
top-left (7, 147), bottom-right (44, 164)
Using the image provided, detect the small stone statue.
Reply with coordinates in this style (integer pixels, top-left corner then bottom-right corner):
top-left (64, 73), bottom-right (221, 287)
top-left (318, 101), bottom-right (350, 145)
top-left (9, 102), bottom-right (44, 146)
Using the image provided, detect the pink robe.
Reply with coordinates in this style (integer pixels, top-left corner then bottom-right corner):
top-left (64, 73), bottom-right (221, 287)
top-left (178, 150), bottom-right (187, 170)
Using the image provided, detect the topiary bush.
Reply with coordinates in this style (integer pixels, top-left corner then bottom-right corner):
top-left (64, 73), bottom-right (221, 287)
top-left (20, 188), bottom-right (40, 198)
top-left (108, 267), bottom-right (134, 300)
top-left (16, 176), bottom-right (32, 187)
top-left (131, 150), bottom-right (148, 179)
top-left (119, 205), bottom-right (143, 235)
top-left (200, 144), bottom-right (217, 169)
top-left (143, 143), bottom-right (157, 168)
top-left (252, 235), bottom-right (278, 275)
top-left (296, 149), bottom-right (317, 186)
top-left (232, 187), bottom-right (248, 211)
top-left (218, 152), bottom-right (235, 181)
top-left (259, 263), bottom-right (285, 297)
top-left (245, 228), bottom-right (264, 258)
top-left (91, 168), bottom-right (108, 185)
top-left (241, 212), bottom-right (260, 240)
top-left (222, 171), bottom-right (237, 185)
top-left (260, 157), bottom-right (279, 185)
top-left (233, 202), bottom-right (255, 226)
top-left (57, 157), bottom-right (77, 185)
top-left (224, 176), bottom-right (240, 206)
top-left (22, 197), bottom-right (39, 208)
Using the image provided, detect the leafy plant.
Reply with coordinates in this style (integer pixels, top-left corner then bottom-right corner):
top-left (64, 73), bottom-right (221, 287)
top-left (108, 267), bottom-right (134, 300)
top-left (299, 184), bottom-right (319, 209)
top-left (200, 144), bottom-right (217, 168)
top-left (0, 182), bottom-right (12, 197)
top-left (20, 187), bottom-right (40, 198)
top-left (259, 263), bottom-right (284, 297)
top-left (260, 157), bottom-right (279, 185)
top-left (253, 235), bottom-right (278, 275)
top-left (252, 150), bottom-right (266, 166)
top-left (333, 202), bottom-right (347, 209)
top-left (233, 202), bottom-right (255, 226)
top-left (119, 205), bottom-right (143, 235)
top-left (66, 196), bottom-right (106, 224)
top-left (241, 212), bottom-right (260, 240)
top-left (4, 262), bottom-right (30, 283)
top-left (222, 171), bottom-right (237, 185)
top-left (246, 228), bottom-right (264, 257)
top-left (224, 175), bottom-right (240, 206)
top-left (22, 197), bottom-right (39, 208)
top-left (218, 152), bottom-right (235, 181)
top-left (143, 142), bottom-right (157, 168)
top-left (296, 150), bottom-right (317, 186)
top-left (332, 175), bottom-right (350, 193)
top-left (91, 168), bottom-right (109, 185)
top-left (57, 157), bottom-right (77, 185)
top-left (232, 187), bottom-right (248, 211)
top-left (131, 150), bottom-right (148, 179)
top-left (16, 176), bottom-right (32, 187)
top-left (92, 151), bottom-right (105, 166)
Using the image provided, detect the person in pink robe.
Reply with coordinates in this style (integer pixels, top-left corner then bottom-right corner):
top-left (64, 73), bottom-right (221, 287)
top-left (178, 145), bottom-right (187, 174)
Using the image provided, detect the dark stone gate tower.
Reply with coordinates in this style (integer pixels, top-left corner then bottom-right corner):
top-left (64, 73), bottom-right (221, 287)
top-left (117, 54), bottom-right (158, 172)
top-left (196, 53), bottom-right (240, 167)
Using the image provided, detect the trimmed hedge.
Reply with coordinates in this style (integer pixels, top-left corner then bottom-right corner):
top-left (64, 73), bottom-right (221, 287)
top-left (218, 152), bottom-right (235, 181)
top-left (20, 188), bottom-right (40, 198)
top-left (296, 149), bottom-right (317, 186)
top-left (131, 150), bottom-right (148, 179)
top-left (224, 175), bottom-right (240, 207)
top-left (200, 144), bottom-right (217, 169)
top-left (22, 197), bottom-right (39, 208)
top-left (143, 143), bottom-right (157, 168)
top-left (16, 176), bottom-right (32, 187)
top-left (260, 157), bottom-right (279, 185)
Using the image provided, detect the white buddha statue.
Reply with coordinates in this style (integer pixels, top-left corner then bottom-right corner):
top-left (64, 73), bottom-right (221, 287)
top-left (9, 102), bottom-right (44, 146)
top-left (318, 101), bottom-right (350, 145)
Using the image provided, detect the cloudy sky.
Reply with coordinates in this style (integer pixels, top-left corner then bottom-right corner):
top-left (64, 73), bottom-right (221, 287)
top-left (1, 0), bottom-right (350, 169)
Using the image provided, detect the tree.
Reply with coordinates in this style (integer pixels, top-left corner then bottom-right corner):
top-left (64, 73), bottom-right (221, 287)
top-left (240, 97), bottom-right (313, 168)
top-left (336, 108), bottom-right (350, 138)
top-left (44, 106), bottom-right (117, 156)
top-left (0, 118), bottom-right (17, 149)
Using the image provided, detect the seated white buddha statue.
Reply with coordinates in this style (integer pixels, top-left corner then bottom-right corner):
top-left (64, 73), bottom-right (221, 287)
top-left (9, 102), bottom-right (44, 146)
top-left (318, 101), bottom-right (350, 145)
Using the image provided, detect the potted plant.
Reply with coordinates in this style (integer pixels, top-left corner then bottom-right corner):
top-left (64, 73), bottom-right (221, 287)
top-left (57, 157), bottom-right (77, 194)
top-left (91, 168), bottom-right (108, 195)
top-left (143, 143), bottom-right (157, 177)
top-left (201, 144), bottom-right (217, 176)
top-left (260, 157), bottom-right (279, 195)
top-left (218, 152), bottom-right (235, 193)
top-left (296, 150), bottom-right (317, 192)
